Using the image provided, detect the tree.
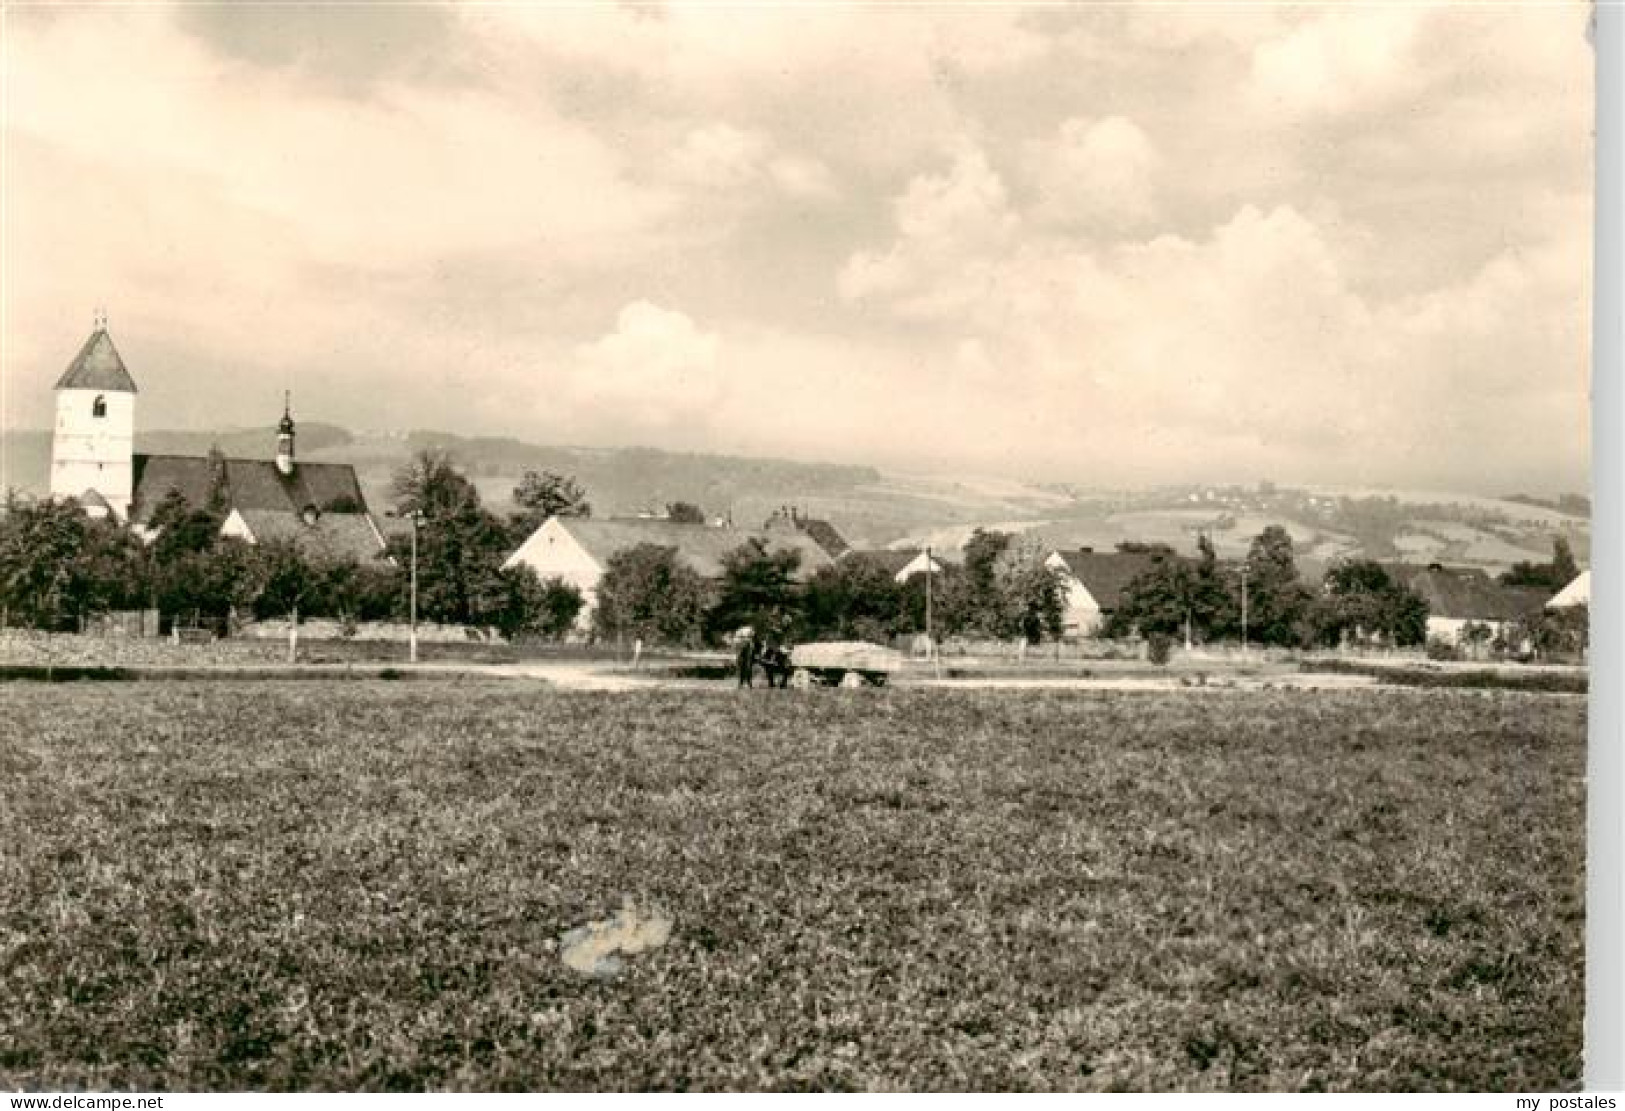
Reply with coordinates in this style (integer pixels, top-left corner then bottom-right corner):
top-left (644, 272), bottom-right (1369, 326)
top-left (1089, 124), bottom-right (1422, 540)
top-left (593, 543), bottom-right (710, 646)
top-left (0, 498), bottom-right (93, 629)
top-left (487, 565), bottom-right (583, 641)
top-left (707, 539), bottom-right (804, 641)
top-left (1241, 525), bottom-right (1313, 647)
top-left (65, 516), bottom-right (151, 622)
top-left (385, 452), bottom-right (528, 629)
top-left (1551, 537), bottom-right (1579, 585)
top-left (148, 488), bottom-right (224, 563)
top-left (937, 529), bottom-right (1012, 636)
top-left (153, 538), bottom-right (267, 634)
top-left (253, 540), bottom-right (324, 622)
top-left (665, 501), bottom-right (706, 525)
top-left (1501, 536), bottom-right (1582, 590)
top-left (322, 559), bottom-right (403, 626)
top-left (1313, 559), bottom-right (1428, 648)
top-left (803, 554), bottom-right (908, 642)
top-left (509, 470), bottom-right (592, 540)
top-left (392, 448), bottom-right (481, 517)
top-left (1459, 620), bottom-right (1494, 658)
top-left (994, 542), bottom-right (1066, 644)
top-left (1108, 539), bottom-right (1230, 644)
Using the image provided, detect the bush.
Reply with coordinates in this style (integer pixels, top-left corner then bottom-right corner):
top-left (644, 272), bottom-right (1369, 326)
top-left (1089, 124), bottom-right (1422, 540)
top-left (1147, 632), bottom-right (1174, 666)
top-left (1425, 637), bottom-right (1462, 662)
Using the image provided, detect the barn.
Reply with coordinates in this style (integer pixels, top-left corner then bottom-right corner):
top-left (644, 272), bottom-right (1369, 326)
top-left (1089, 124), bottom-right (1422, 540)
top-left (503, 517), bottom-right (834, 629)
top-left (1044, 548), bottom-right (1171, 637)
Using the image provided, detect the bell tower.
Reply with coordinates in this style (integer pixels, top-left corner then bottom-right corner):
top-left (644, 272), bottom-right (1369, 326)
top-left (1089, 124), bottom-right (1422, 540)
top-left (51, 311), bottom-right (138, 519)
top-left (275, 392), bottom-right (296, 475)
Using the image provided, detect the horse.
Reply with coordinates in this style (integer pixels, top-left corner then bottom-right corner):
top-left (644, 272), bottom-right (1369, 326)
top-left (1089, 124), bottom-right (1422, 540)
top-left (758, 644), bottom-right (794, 688)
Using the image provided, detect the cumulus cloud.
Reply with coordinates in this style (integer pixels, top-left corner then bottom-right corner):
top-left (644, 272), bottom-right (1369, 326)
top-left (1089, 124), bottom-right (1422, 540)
top-left (1031, 115), bottom-right (1161, 230)
top-left (1, 3), bottom-right (1592, 493)
top-left (669, 123), bottom-right (839, 202)
top-left (571, 302), bottom-right (724, 433)
top-left (1248, 7), bottom-right (1429, 116)
top-left (838, 145), bottom-right (1017, 315)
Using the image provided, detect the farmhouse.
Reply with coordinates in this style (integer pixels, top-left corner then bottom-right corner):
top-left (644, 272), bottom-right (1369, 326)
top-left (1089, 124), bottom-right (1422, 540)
top-left (504, 516), bottom-right (834, 628)
top-left (1044, 548), bottom-right (1171, 637)
top-left (1547, 569), bottom-right (1590, 610)
top-left (1382, 563), bottom-right (1550, 645)
top-left (763, 506), bottom-right (850, 559)
top-left (843, 548), bottom-right (946, 584)
top-left (48, 319), bottom-right (386, 563)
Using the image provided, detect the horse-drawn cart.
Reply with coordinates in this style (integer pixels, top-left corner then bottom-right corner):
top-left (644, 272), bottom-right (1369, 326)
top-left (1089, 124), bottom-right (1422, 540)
top-left (787, 641), bottom-right (904, 687)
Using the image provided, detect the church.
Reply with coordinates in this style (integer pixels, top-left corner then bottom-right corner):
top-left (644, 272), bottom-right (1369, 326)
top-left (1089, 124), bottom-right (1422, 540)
top-left (50, 317), bottom-right (387, 563)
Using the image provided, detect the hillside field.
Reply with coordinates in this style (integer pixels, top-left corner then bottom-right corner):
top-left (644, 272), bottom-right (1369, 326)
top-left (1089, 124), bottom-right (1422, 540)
top-left (0, 683), bottom-right (1585, 1091)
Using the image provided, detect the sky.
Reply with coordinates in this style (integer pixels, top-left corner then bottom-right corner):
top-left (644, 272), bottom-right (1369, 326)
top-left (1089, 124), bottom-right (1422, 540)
top-left (0, 2), bottom-right (1595, 493)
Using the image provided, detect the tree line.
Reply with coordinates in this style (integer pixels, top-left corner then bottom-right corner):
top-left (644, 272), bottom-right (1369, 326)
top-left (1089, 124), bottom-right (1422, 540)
top-left (1104, 526), bottom-right (1429, 651)
top-left (592, 527), bottom-right (1068, 648)
top-left (0, 449), bottom-right (1587, 660)
top-left (0, 452), bottom-right (596, 639)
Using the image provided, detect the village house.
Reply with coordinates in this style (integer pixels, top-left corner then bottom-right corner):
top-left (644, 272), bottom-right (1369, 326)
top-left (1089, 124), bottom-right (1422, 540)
top-left (49, 317), bottom-right (386, 563)
top-left (1546, 569), bottom-right (1590, 610)
top-left (1044, 548), bottom-right (1171, 637)
top-left (762, 506), bottom-right (850, 559)
top-left (842, 548), bottom-right (947, 584)
top-left (503, 516), bottom-right (834, 630)
top-left (1382, 563), bottom-right (1550, 647)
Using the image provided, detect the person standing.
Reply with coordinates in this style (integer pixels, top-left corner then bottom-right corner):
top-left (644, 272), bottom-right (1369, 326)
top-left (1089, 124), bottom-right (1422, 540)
top-left (735, 627), bottom-right (757, 688)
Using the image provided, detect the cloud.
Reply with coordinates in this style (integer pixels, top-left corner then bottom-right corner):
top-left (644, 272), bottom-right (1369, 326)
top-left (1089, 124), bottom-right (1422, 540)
top-left (1, 3), bottom-right (1592, 495)
top-left (570, 302), bottom-right (723, 433)
top-left (5, 7), bottom-right (674, 273)
top-left (1247, 8), bottom-right (1428, 117)
top-left (838, 145), bottom-right (1017, 315)
top-left (669, 123), bottom-right (839, 202)
top-left (1031, 115), bottom-right (1161, 230)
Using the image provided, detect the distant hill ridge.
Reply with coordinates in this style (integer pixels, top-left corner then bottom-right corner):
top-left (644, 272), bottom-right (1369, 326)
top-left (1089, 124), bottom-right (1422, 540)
top-left (0, 425), bottom-right (1589, 568)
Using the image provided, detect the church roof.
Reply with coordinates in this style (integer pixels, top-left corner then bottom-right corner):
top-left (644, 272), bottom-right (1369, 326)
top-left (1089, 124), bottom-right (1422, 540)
top-left (55, 328), bottom-right (138, 393)
top-left (232, 509), bottom-right (388, 564)
top-left (130, 453), bottom-right (374, 532)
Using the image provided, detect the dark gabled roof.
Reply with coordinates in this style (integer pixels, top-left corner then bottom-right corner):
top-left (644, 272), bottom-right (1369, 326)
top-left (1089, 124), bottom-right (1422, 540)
top-left (1381, 563), bottom-right (1550, 621)
top-left (234, 509), bottom-right (387, 563)
top-left (762, 510), bottom-right (851, 559)
top-left (798, 518), bottom-right (851, 560)
top-left (55, 328), bottom-right (138, 393)
top-left (845, 549), bottom-right (921, 577)
top-left (130, 454), bottom-right (372, 528)
top-left (557, 518), bottom-right (833, 581)
top-left (1052, 550), bottom-right (1172, 610)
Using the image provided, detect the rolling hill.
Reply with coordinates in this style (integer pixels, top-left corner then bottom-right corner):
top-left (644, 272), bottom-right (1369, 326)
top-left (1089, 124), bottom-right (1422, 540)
top-left (0, 424), bottom-right (1589, 573)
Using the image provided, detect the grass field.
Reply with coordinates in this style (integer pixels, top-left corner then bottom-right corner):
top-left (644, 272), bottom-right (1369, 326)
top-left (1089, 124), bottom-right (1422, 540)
top-left (0, 683), bottom-right (1585, 1091)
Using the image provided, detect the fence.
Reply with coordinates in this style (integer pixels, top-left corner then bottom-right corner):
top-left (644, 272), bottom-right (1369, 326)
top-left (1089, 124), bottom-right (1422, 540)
top-left (80, 609), bottom-right (160, 638)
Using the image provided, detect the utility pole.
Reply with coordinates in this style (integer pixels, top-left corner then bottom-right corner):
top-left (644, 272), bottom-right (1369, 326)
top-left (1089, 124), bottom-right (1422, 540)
top-left (925, 545), bottom-right (940, 678)
top-left (1240, 561), bottom-right (1250, 656)
top-left (409, 510), bottom-right (422, 665)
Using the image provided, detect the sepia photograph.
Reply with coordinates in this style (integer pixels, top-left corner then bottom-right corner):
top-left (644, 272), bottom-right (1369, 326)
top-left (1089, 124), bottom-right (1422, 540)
top-left (0, 0), bottom-right (1604, 1093)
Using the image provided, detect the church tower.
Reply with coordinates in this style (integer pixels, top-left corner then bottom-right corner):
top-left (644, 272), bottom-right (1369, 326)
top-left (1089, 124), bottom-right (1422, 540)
top-left (275, 392), bottom-right (295, 475)
top-left (51, 312), bottom-right (138, 519)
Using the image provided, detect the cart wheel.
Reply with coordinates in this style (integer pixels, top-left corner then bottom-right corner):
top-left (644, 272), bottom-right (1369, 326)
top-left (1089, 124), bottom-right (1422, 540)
top-left (789, 668), bottom-right (814, 689)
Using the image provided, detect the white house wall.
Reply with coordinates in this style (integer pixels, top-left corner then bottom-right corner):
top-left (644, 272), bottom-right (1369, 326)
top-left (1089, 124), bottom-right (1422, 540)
top-left (894, 552), bottom-right (945, 583)
top-left (1043, 552), bottom-right (1105, 636)
top-left (219, 509), bottom-right (255, 544)
top-left (502, 518), bottom-right (607, 626)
